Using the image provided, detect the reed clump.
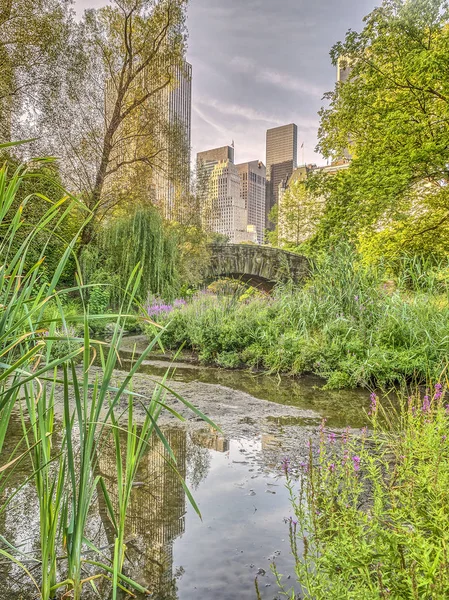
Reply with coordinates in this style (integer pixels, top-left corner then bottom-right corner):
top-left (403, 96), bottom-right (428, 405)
top-left (276, 385), bottom-right (449, 598)
top-left (0, 155), bottom-right (211, 599)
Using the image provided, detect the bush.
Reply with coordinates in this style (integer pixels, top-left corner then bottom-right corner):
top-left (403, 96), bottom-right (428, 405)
top-left (145, 245), bottom-right (449, 388)
top-left (276, 386), bottom-right (449, 599)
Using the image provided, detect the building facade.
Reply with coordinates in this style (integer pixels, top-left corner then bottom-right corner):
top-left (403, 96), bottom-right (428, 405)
top-left (265, 123), bottom-right (298, 228)
top-left (105, 58), bottom-right (192, 222)
top-left (197, 145), bottom-right (256, 244)
top-left (236, 160), bottom-right (266, 244)
top-left (337, 56), bottom-right (352, 84)
top-left (152, 60), bottom-right (192, 221)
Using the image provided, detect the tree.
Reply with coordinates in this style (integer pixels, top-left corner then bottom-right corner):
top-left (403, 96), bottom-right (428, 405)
top-left (0, 0), bottom-right (73, 143)
top-left (50, 0), bottom-right (189, 245)
top-left (265, 204), bottom-right (279, 247)
top-left (278, 180), bottom-right (324, 248)
top-left (0, 150), bottom-right (85, 284)
top-left (316, 0), bottom-right (449, 257)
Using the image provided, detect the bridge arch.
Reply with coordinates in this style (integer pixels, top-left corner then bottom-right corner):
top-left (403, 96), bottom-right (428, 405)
top-left (206, 244), bottom-right (309, 292)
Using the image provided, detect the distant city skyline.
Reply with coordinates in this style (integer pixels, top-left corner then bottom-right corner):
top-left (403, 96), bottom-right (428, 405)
top-left (74, 0), bottom-right (378, 166)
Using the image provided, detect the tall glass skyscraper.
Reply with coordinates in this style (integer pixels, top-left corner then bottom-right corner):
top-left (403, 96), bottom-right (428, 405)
top-left (152, 60), bottom-right (192, 221)
top-left (105, 58), bottom-right (192, 222)
top-left (265, 123), bottom-right (298, 229)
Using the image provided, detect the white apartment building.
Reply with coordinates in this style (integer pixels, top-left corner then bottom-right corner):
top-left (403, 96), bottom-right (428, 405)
top-left (197, 145), bottom-right (256, 243)
top-left (237, 160), bottom-right (266, 244)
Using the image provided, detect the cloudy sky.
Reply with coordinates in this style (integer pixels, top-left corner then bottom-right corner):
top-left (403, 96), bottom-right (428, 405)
top-left (74, 0), bottom-right (378, 166)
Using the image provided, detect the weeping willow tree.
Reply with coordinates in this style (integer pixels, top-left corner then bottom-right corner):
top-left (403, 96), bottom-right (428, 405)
top-left (82, 206), bottom-right (179, 307)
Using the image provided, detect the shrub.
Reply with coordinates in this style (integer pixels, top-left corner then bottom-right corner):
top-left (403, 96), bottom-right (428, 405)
top-left (276, 386), bottom-right (449, 599)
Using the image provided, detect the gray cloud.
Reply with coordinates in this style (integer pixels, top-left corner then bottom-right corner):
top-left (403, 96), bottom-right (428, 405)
top-left (74, 0), bottom-right (379, 165)
top-left (230, 57), bottom-right (324, 99)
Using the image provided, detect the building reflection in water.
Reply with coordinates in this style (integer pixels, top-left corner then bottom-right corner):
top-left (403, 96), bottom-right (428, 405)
top-left (97, 427), bottom-right (187, 600)
top-left (190, 427), bottom-right (229, 453)
top-left (0, 423), bottom-right (232, 600)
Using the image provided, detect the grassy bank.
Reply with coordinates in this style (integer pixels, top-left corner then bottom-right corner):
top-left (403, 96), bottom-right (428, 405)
top-left (274, 386), bottom-right (449, 598)
top-left (145, 248), bottom-right (449, 389)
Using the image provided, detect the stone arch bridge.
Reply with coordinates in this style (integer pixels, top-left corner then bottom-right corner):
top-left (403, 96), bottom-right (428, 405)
top-left (206, 244), bottom-right (309, 291)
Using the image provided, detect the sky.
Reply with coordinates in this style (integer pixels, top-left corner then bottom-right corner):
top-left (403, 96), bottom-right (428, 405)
top-left (74, 0), bottom-right (379, 166)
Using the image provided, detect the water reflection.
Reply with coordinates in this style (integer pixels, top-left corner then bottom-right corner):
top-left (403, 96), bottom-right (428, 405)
top-left (95, 428), bottom-right (187, 599)
top-left (0, 421), bottom-right (298, 600)
top-left (191, 427), bottom-right (229, 453)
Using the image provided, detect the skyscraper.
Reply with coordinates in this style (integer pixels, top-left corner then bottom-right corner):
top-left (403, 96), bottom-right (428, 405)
top-left (265, 123), bottom-right (298, 229)
top-left (152, 60), bottom-right (192, 221)
top-left (105, 59), bottom-right (192, 222)
top-left (236, 160), bottom-right (266, 244)
top-left (197, 145), bottom-right (256, 243)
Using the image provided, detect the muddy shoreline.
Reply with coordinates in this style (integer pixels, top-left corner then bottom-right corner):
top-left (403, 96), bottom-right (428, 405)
top-left (38, 335), bottom-right (371, 469)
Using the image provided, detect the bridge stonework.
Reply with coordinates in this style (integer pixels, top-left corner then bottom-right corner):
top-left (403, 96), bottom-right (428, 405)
top-left (207, 244), bottom-right (309, 291)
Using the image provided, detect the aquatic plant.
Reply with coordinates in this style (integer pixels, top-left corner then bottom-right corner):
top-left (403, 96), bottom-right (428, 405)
top-left (0, 153), bottom-right (213, 599)
top-left (147, 245), bottom-right (449, 388)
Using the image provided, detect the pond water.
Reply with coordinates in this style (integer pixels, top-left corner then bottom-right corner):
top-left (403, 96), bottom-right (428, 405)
top-left (0, 354), bottom-right (372, 599)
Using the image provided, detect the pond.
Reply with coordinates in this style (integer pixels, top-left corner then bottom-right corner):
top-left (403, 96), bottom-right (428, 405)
top-left (0, 349), bottom-right (372, 599)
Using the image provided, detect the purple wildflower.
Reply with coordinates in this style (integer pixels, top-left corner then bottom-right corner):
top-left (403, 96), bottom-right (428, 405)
top-left (147, 299), bottom-right (174, 318)
top-left (289, 516), bottom-right (298, 527)
top-left (329, 463), bottom-right (335, 473)
top-left (299, 461), bottom-right (308, 474)
top-left (422, 395), bottom-right (431, 413)
top-left (174, 298), bottom-right (187, 308)
top-left (368, 392), bottom-right (378, 416)
top-left (281, 457), bottom-right (291, 475)
top-left (352, 455), bottom-right (361, 472)
top-left (434, 383), bottom-right (443, 400)
top-left (328, 432), bottom-right (337, 444)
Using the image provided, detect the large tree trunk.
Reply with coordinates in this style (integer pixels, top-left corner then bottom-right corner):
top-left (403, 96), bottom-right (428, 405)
top-left (80, 87), bottom-right (125, 247)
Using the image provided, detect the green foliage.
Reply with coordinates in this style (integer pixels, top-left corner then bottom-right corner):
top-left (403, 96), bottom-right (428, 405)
top-left (266, 204), bottom-right (279, 246)
top-left (208, 231), bottom-right (230, 244)
top-left (277, 387), bottom-right (449, 598)
top-left (0, 155), bottom-right (212, 599)
top-left (314, 0), bottom-right (449, 258)
top-left (278, 179), bottom-right (324, 248)
top-left (175, 223), bottom-right (211, 287)
top-left (146, 244), bottom-right (449, 389)
top-left (81, 206), bottom-right (180, 308)
top-left (0, 0), bottom-right (73, 143)
top-left (0, 152), bottom-right (84, 285)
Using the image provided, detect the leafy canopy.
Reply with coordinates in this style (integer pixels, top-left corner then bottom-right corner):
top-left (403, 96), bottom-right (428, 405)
top-left (316, 0), bottom-right (449, 258)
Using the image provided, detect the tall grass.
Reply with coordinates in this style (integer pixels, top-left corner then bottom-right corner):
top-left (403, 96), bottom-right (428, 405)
top-left (0, 153), bottom-right (213, 598)
top-left (149, 245), bottom-right (449, 388)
